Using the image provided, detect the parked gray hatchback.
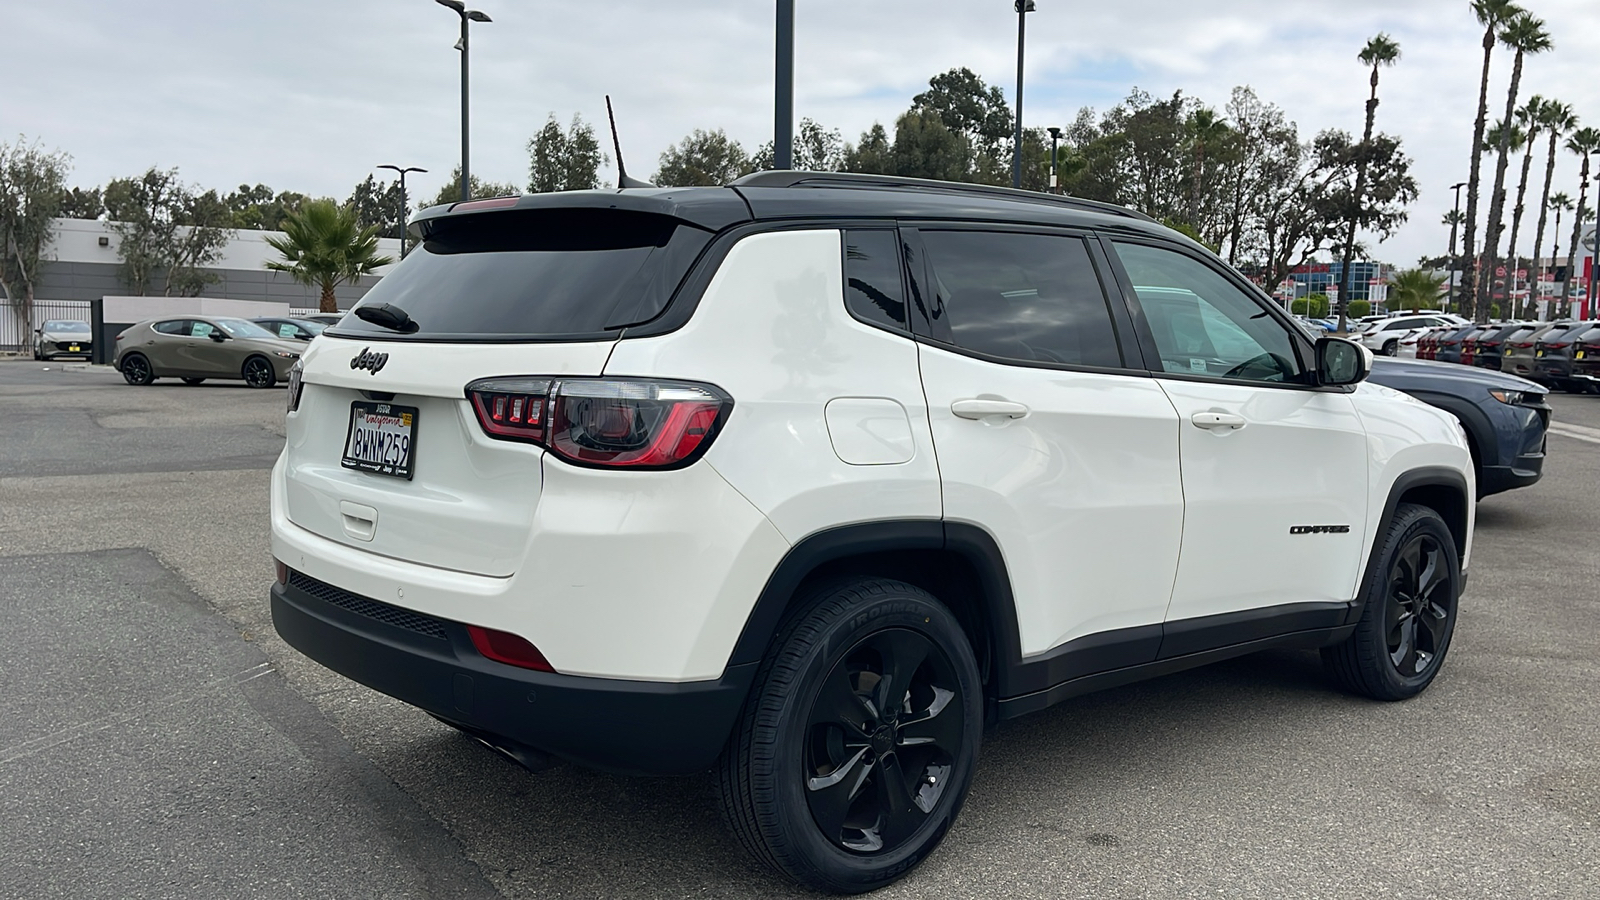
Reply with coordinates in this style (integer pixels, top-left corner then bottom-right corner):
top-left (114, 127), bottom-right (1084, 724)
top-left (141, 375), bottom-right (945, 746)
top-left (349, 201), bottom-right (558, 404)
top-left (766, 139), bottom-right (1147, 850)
top-left (113, 316), bottom-right (303, 387)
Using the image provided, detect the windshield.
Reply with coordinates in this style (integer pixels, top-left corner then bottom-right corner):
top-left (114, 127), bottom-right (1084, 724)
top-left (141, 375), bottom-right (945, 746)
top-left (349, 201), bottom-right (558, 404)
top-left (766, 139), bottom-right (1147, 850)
top-left (213, 318), bottom-right (277, 339)
top-left (44, 320), bottom-right (90, 333)
top-left (293, 319), bottom-right (327, 335)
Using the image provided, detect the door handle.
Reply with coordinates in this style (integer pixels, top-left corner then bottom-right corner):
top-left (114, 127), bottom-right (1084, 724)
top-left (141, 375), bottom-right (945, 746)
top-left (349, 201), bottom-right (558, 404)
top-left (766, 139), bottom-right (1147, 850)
top-left (1191, 411), bottom-right (1246, 431)
top-left (952, 399), bottom-right (1030, 420)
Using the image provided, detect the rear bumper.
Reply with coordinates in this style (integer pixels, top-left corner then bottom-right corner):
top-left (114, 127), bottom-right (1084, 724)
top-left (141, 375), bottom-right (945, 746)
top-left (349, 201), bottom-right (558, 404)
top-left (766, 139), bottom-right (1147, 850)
top-left (271, 570), bottom-right (755, 776)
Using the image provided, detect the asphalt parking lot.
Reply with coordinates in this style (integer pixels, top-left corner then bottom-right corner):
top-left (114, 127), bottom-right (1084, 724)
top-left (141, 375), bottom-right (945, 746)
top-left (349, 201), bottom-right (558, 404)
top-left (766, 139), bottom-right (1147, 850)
top-left (2, 359), bottom-right (1597, 899)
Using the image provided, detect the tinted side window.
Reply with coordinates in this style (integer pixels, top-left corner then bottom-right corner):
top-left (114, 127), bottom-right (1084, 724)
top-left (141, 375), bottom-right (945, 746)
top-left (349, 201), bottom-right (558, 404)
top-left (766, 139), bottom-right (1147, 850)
top-left (153, 320), bottom-right (186, 335)
top-left (843, 230), bottom-right (906, 331)
top-left (920, 231), bottom-right (1121, 368)
top-left (1112, 241), bottom-right (1303, 383)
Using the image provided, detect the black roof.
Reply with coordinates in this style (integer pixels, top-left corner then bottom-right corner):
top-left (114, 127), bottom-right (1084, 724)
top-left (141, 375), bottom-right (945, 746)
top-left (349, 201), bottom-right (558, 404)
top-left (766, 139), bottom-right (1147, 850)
top-left (410, 171), bottom-right (1179, 243)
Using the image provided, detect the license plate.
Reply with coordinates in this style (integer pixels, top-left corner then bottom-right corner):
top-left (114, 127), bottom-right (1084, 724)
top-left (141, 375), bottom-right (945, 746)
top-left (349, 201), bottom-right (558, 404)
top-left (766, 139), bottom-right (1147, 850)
top-left (1536, 349), bottom-right (1545, 357)
top-left (69, 344), bottom-right (80, 352)
top-left (1578, 350), bottom-right (1587, 360)
top-left (1505, 349), bottom-right (1513, 356)
top-left (342, 401), bottom-right (417, 479)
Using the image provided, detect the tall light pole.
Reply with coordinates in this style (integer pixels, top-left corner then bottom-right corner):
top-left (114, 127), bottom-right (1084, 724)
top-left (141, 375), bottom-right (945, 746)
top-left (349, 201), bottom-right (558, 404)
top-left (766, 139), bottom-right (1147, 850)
top-left (1047, 126), bottom-right (1061, 194)
top-left (1448, 180), bottom-right (1467, 310)
top-left (377, 165), bottom-right (427, 257)
top-left (1012, 0), bottom-right (1035, 189)
top-left (774, 0), bottom-right (795, 170)
top-left (436, 0), bottom-right (491, 203)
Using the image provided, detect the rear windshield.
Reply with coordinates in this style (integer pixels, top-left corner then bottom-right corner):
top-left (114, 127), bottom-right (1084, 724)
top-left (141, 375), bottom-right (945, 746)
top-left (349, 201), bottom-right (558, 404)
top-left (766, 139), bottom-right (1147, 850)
top-left (331, 208), bottom-right (713, 342)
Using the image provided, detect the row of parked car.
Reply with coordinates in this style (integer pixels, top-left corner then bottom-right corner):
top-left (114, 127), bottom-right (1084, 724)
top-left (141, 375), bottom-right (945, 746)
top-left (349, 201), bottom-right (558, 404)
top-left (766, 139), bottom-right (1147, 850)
top-left (1353, 315), bottom-right (1600, 394)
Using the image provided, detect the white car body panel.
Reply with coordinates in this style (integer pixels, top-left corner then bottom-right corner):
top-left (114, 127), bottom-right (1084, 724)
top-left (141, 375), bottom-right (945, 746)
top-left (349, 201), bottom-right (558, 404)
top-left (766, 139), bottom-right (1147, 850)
top-left (917, 342), bottom-right (1185, 655)
top-left (1157, 379), bottom-right (1371, 620)
top-left (1350, 381), bottom-right (1475, 571)
top-left (603, 229), bottom-right (944, 543)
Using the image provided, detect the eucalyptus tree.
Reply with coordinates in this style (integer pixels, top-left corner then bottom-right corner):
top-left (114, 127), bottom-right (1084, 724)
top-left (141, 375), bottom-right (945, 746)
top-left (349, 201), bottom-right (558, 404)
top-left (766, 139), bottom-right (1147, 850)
top-left (1560, 129), bottom-right (1600, 302)
top-left (1336, 33), bottom-right (1401, 332)
top-left (1459, 0), bottom-right (1523, 316)
top-left (1479, 11), bottom-right (1552, 320)
top-left (1530, 102), bottom-right (1577, 295)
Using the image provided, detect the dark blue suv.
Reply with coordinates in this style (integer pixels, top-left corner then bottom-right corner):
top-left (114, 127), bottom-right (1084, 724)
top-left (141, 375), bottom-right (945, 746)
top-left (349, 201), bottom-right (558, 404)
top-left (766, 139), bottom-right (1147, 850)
top-left (1368, 357), bottom-right (1549, 497)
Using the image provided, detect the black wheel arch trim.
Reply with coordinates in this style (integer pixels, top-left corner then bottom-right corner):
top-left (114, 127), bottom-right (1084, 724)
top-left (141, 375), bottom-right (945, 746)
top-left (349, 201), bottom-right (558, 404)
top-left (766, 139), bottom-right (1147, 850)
top-left (1353, 467), bottom-right (1472, 623)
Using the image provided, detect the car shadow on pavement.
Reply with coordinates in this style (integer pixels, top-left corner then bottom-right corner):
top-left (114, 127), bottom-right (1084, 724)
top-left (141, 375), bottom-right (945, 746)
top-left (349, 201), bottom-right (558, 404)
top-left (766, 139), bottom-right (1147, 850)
top-left (378, 648), bottom-right (1340, 899)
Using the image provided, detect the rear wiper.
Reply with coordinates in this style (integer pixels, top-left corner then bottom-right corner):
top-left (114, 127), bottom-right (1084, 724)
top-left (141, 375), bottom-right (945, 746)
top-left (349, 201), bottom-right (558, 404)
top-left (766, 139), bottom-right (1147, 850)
top-left (353, 303), bottom-right (419, 334)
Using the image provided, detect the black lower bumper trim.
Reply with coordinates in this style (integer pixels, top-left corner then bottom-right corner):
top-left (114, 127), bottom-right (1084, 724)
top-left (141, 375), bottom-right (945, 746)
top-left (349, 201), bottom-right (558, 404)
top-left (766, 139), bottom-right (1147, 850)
top-left (271, 574), bottom-right (755, 776)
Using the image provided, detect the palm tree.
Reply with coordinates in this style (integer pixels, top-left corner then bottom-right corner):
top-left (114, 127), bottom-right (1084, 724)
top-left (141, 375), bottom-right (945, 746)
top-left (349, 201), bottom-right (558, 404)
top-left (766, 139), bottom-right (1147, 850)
top-left (1390, 268), bottom-right (1448, 312)
top-left (1185, 108), bottom-right (1232, 239)
top-left (1478, 11), bottom-right (1552, 321)
top-left (1548, 192), bottom-right (1574, 306)
top-left (1530, 101), bottom-right (1577, 298)
top-left (1504, 97), bottom-right (1544, 316)
top-left (1460, 0), bottom-right (1524, 318)
top-left (1563, 129), bottom-right (1600, 303)
top-left (1336, 32), bottom-right (1401, 333)
top-left (265, 199), bottom-right (393, 313)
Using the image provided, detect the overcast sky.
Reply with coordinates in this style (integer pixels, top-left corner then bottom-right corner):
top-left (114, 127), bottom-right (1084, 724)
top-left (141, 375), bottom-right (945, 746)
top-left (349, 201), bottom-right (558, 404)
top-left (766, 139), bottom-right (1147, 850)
top-left (3, 0), bottom-right (1598, 267)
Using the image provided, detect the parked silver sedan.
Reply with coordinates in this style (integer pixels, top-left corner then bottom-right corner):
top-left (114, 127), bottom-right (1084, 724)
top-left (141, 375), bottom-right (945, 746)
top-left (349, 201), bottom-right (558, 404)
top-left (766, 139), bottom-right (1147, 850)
top-left (33, 319), bottom-right (94, 360)
top-left (113, 316), bottom-right (303, 387)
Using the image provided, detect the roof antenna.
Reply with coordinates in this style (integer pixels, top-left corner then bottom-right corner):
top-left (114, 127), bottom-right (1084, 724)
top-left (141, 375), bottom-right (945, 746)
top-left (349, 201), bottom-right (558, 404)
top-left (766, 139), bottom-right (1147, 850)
top-left (606, 95), bottom-right (654, 189)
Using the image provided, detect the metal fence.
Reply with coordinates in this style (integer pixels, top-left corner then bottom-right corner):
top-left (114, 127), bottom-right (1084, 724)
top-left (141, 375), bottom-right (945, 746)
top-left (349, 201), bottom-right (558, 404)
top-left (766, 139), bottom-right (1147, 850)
top-left (1, 299), bottom-right (93, 351)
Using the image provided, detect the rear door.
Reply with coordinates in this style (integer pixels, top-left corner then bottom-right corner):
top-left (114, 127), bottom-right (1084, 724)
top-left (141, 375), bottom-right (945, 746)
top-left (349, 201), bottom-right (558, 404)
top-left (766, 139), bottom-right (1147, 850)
top-left (282, 206), bottom-right (714, 577)
top-left (911, 226), bottom-right (1184, 666)
top-left (1104, 238), bottom-right (1368, 636)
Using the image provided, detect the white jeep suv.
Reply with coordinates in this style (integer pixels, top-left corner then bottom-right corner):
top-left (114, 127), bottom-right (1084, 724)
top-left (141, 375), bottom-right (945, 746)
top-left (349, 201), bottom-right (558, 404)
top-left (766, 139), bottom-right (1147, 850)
top-left (271, 173), bottom-right (1475, 893)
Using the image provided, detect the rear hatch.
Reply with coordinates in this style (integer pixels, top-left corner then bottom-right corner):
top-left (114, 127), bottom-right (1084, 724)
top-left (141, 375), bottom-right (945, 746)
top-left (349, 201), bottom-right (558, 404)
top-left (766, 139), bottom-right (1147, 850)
top-left (280, 201), bottom-right (730, 577)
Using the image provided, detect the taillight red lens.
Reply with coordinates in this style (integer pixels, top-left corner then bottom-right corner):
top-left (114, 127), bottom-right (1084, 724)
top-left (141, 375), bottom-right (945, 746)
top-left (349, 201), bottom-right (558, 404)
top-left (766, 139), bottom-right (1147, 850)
top-left (467, 378), bottom-right (552, 443)
top-left (466, 377), bottom-right (731, 469)
top-left (466, 625), bottom-right (554, 672)
top-left (1545, 342), bottom-right (1569, 350)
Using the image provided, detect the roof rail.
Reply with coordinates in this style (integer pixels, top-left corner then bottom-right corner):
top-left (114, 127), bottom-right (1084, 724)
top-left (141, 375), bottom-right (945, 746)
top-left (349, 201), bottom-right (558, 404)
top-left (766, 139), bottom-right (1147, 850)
top-left (730, 170), bottom-right (1156, 223)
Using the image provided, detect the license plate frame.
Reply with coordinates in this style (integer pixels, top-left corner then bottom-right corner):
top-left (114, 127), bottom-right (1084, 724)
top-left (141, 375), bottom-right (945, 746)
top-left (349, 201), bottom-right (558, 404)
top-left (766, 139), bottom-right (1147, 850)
top-left (341, 401), bottom-right (418, 480)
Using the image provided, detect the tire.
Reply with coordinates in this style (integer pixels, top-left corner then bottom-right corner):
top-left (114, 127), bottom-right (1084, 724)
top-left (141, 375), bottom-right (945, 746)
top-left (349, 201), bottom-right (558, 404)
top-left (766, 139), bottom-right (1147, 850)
top-left (120, 353), bottom-right (155, 386)
top-left (716, 578), bottom-right (982, 894)
top-left (1322, 502), bottom-right (1460, 701)
top-left (181, 377), bottom-right (206, 385)
top-left (1382, 340), bottom-right (1398, 356)
top-left (242, 356), bottom-right (276, 389)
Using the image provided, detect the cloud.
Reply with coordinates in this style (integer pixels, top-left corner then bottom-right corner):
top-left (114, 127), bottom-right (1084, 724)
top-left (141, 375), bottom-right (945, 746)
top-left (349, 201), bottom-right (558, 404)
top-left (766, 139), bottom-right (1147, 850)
top-left (2, 0), bottom-right (1597, 267)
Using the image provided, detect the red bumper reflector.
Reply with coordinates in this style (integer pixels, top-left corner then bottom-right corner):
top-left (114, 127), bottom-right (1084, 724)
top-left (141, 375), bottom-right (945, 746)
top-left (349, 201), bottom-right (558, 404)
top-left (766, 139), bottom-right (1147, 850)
top-left (274, 558), bottom-right (288, 586)
top-left (466, 625), bottom-right (554, 672)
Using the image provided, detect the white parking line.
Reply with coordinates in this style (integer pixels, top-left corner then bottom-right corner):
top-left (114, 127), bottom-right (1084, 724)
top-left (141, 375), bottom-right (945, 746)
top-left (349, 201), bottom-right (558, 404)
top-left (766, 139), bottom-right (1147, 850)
top-left (1548, 423), bottom-right (1600, 445)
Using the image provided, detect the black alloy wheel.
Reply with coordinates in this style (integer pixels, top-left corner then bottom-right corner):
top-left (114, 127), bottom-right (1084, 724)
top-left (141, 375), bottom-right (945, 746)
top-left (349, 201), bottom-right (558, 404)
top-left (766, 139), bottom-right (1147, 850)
top-left (242, 356), bottom-right (276, 389)
top-left (803, 628), bottom-right (964, 854)
top-left (717, 578), bottom-right (982, 893)
top-left (1323, 502), bottom-right (1459, 700)
top-left (120, 353), bottom-right (154, 386)
top-left (1383, 532), bottom-right (1451, 677)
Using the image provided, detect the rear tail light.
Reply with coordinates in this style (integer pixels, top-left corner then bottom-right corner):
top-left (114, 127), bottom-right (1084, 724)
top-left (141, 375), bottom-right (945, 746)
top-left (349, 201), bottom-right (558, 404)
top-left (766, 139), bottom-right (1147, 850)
top-left (286, 360), bottom-right (305, 413)
top-left (1514, 342), bottom-right (1535, 348)
top-left (1544, 342), bottom-right (1569, 350)
top-left (466, 377), bottom-right (732, 470)
top-left (466, 625), bottom-right (554, 672)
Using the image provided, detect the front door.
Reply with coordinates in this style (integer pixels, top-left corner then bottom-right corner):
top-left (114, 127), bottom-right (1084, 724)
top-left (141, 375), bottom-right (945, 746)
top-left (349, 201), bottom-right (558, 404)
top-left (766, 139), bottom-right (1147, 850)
top-left (911, 227), bottom-right (1185, 674)
top-left (1105, 239), bottom-right (1369, 640)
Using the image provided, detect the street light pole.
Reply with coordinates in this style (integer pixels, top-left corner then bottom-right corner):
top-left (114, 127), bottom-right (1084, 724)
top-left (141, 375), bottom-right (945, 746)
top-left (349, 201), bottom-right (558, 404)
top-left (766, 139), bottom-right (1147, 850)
top-left (436, 0), bottom-right (491, 203)
top-left (377, 165), bottom-right (427, 257)
top-left (774, 0), bottom-right (794, 170)
top-left (1047, 126), bottom-right (1061, 194)
top-left (1012, 0), bottom-right (1034, 189)
top-left (1448, 181), bottom-right (1466, 312)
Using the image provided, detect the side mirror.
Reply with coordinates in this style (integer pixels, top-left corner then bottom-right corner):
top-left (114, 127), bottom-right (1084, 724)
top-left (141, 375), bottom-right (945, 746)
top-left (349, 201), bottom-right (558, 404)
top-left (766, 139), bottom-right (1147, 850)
top-left (1316, 337), bottom-right (1371, 387)
top-left (208, 331), bottom-right (227, 343)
